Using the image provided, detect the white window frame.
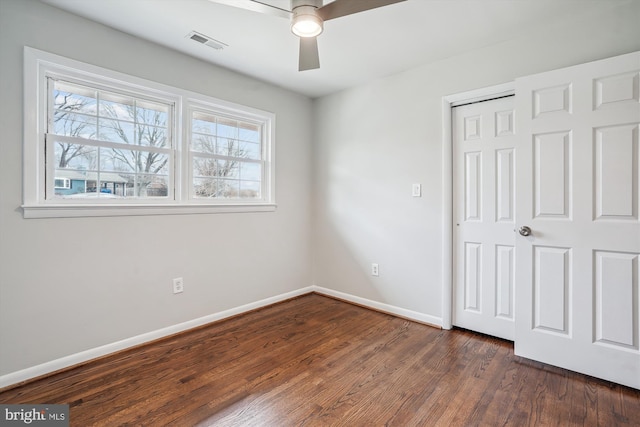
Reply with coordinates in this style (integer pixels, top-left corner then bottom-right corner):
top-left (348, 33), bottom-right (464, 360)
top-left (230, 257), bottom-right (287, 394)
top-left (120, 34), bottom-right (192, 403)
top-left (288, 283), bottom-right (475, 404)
top-left (23, 47), bottom-right (276, 218)
top-left (186, 99), bottom-right (273, 203)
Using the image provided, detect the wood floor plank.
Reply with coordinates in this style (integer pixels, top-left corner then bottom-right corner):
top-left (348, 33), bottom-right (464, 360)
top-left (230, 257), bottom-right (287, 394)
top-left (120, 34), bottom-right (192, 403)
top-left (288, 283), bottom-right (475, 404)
top-left (1, 293), bottom-right (638, 426)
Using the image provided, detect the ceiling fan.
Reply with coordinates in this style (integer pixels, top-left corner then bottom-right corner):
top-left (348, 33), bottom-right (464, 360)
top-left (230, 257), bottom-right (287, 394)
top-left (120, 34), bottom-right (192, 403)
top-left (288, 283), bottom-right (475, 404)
top-left (209, 0), bottom-right (407, 71)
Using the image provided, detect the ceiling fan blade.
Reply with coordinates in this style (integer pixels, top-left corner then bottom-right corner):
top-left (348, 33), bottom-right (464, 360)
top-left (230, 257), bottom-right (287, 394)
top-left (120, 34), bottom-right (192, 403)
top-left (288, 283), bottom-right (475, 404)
top-left (317, 0), bottom-right (406, 21)
top-left (207, 0), bottom-right (291, 19)
top-left (299, 37), bottom-right (320, 71)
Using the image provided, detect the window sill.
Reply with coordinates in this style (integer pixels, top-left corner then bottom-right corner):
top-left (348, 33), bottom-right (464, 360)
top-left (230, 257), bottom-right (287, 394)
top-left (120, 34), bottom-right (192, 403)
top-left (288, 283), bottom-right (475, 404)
top-left (21, 203), bottom-right (277, 219)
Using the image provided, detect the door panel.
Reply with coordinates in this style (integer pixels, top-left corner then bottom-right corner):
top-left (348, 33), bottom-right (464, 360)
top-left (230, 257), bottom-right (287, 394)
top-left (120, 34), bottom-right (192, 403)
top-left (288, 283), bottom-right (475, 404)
top-left (533, 245), bottom-right (570, 334)
top-left (464, 242), bottom-right (482, 312)
top-left (533, 131), bottom-right (571, 218)
top-left (594, 124), bottom-right (638, 219)
top-left (453, 96), bottom-right (516, 340)
top-left (495, 244), bottom-right (514, 320)
top-left (496, 149), bottom-right (514, 222)
top-left (515, 51), bottom-right (640, 389)
top-left (464, 151), bottom-right (482, 221)
top-left (594, 251), bottom-right (638, 349)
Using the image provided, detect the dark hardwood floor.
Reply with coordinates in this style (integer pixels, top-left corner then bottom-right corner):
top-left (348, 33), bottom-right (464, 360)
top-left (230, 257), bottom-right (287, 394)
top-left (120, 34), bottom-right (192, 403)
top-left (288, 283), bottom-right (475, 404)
top-left (1, 293), bottom-right (638, 426)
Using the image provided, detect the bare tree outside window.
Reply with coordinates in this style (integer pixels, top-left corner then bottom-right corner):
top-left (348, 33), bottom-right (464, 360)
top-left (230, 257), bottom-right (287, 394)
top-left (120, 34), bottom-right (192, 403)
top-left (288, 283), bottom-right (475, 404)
top-left (99, 101), bottom-right (169, 197)
top-left (51, 80), bottom-right (171, 199)
top-left (191, 113), bottom-right (262, 199)
top-left (192, 134), bottom-right (248, 198)
top-left (53, 86), bottom-right (96, 169)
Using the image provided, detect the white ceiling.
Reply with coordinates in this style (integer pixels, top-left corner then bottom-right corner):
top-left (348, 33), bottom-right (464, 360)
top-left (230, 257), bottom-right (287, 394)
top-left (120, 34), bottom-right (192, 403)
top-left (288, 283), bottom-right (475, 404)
top-left (40, 0), bottom-right (626, 98)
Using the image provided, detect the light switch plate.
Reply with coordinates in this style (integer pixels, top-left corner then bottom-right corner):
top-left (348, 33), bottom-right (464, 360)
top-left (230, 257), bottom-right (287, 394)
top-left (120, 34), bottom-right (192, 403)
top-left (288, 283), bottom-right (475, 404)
top-left (412, 183), bottom-right (422, 197)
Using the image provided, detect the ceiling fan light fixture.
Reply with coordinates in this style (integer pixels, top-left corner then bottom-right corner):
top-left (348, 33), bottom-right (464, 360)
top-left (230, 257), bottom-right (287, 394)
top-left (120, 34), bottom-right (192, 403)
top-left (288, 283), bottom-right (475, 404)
top-left (291, 5), bottom-right (323, 38)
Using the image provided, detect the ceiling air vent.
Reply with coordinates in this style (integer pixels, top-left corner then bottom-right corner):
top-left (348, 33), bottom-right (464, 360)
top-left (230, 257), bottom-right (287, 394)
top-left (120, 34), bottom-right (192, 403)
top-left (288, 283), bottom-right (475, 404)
top-left (187, 31), bottom-right (228, 50)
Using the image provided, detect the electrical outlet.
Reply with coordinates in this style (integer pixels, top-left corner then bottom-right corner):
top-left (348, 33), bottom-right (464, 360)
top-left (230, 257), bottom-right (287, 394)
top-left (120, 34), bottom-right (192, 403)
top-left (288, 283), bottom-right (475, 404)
top-left (173, 277), bottom-right (184, 294)
top-left (371, 263), bottom-right (379, 277)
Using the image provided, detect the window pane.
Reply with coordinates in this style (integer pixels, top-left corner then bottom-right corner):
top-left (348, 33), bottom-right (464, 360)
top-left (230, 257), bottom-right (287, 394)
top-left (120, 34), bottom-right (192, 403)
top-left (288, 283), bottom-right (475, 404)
top-left (94, 172), bottom-right (128, 197)
top-left (144, 175), bottom-right (169, 197)
top-left (217, 118), bottom-right (238, 139)
top-left (52, 143), bottom-right (168, 200)
top-left (99, 118), bottom-right (135, 144)
top-left (238, 122), bottom-right (260, 143)
top-left (192, 113), bottom-right (216, 134)
top-left (136, 100), bottom-right (169, 127)
top-left (147, 154), bottom-right (170, 175)
top-left (191, 134), bottom-right (216, 155)
top-left (217, 179), bottom-right (239, 198)
top-left (134, 173), bottom-right (169, 198)
top-left (240, 180), bottom-right (261, 199)
top-left (193, 177), bottom-right (218, 198)
top-left (193, 157), bottom-right (217, 178)
top-left (53, 111), bottom-right (96, 139)
top-left (54, 143), bottom-right (97, 169)
top-left (53, 81), bottom-right (97, 116)
top-left (102, 148), bottom-right (169, 174)
top-left (190, 109), bottom-right (265, 201)
top-left (190, 112), bottom-right (262, 161)
top-left (139, 124), bottom-right (168, 148)
top-left (100, 148), bottom-right (135, 173)
top-left (51, 169), bottom-right (86, 197)
top-left (217, 159), bottom-right (239, 179)
top-left (194, 156), bottom-right (254, 199)
top-left (191, 178), bottom-right (240, 198)
top-left (193, 157), bottom-right (239, 179)
top-left (53, 81), bottom-right (171, 149)
top-left (99, 92), bottom-right (135, 121)
top-left (240, 141), bottom-right (261, 160)
top-left (193, 177), bottom-right (248, 199)
top-left (216, 138), bottom-right (241, 157)
top-left (240, 162), bottom-right (261, 181)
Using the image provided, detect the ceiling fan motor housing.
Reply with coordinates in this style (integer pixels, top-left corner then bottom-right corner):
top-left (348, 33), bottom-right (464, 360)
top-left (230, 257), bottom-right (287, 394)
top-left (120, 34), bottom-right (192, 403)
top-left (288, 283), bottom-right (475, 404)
top-left (291, 0), bottom-right (324, 37)
top-left (291, 0), bottom-right (323, 9)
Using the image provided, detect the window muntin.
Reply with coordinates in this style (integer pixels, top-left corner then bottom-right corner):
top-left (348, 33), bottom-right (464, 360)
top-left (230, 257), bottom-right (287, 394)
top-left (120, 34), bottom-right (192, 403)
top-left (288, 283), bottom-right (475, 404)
top-left (190, 111), bottom-right (264, 200)
top-left (48, 80), bottom-right (173, 200)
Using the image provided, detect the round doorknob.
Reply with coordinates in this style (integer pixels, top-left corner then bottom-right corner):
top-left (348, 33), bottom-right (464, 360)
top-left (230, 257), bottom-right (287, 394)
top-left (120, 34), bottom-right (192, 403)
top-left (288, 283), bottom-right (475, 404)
top-left (518, 226), bottom-right (532, 236)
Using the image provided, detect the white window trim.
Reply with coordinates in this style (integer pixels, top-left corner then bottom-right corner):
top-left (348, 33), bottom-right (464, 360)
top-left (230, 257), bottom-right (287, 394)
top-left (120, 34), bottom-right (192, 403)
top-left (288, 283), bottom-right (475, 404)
top-left (22, 47), bottom-right (276, 218)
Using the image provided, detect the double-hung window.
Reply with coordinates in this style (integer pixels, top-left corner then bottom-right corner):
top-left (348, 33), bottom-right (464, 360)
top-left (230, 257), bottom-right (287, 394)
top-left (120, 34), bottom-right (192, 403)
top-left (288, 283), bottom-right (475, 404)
top-left (189, 105), bottom-right (267, 201)
top-left (48, 80), bottom-right (174, 201)
top-left (23, 47), bottom-right (275, 218)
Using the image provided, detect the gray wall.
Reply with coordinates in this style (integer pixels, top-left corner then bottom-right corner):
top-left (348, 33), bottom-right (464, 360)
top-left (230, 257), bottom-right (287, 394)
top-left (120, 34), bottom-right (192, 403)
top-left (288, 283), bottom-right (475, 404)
top-left (1, 0), bottom-right (640, 382)
top-left (312, 1), bottom-right (640, 318)
top-left (0, 0), bottom-right (313, 376)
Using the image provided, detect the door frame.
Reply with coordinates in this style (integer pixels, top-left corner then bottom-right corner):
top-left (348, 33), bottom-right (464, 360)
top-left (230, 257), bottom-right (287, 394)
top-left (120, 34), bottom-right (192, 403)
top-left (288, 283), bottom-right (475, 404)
top-left (441, 82), bottom-right (514, 330)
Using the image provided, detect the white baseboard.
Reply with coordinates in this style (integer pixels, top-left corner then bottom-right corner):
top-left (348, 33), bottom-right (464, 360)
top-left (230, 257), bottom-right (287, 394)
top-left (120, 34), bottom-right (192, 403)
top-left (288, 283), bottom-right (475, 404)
top-left (311, 286), bottom-right (443, 327)
top-left (0, 286), bottom-right (314, 389)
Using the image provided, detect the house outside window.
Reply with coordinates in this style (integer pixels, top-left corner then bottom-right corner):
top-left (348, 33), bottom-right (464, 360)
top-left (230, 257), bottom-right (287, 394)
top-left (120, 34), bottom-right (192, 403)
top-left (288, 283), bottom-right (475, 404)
top-left (23, 47), bottom-right (275, 218)
top-left (53, 177), bottom-right (71, 190)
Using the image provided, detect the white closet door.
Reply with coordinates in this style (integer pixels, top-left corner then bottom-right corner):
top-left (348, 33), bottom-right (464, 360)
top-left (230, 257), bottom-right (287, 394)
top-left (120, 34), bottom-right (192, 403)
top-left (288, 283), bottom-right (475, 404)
top-left (514, 51), bottom-right (640, 389)
top-left (453, 96), bottom-right (516, 341)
